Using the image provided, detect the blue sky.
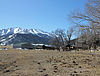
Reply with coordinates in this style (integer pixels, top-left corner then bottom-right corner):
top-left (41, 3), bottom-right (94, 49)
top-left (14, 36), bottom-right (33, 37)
top-left (0, 0), bottom-right (87, 32)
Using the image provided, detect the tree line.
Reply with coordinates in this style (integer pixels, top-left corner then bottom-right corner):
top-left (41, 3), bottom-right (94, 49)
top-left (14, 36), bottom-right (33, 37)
top-left (51, 0), bottom-right (100, 50)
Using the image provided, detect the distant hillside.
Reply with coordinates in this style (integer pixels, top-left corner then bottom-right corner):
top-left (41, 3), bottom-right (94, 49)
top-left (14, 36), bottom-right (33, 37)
top-left (0, 27), bottom-right (52, 45)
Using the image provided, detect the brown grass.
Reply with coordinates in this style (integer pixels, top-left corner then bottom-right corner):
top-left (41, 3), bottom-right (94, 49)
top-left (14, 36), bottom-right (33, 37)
top-left (0, 49), bottom-right (100, 76)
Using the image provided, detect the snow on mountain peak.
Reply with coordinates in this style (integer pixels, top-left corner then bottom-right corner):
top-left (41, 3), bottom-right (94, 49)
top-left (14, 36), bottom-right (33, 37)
top-left (0, 27), bottom-right (52, 45)
top-left (0, 27), bottom-right (51, 36)
top-left (13, 27), bottom-right (21, 34)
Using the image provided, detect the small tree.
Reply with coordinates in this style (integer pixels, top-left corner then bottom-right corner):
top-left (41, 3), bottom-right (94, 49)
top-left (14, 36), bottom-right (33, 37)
top-left (66, 27), bottom-right (74, 50)
top-left (51, 29), bottom-right (66, 50)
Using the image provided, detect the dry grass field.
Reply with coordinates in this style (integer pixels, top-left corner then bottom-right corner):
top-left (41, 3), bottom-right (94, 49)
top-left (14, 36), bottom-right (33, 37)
top-left (0, 48), bottom-right (100, 76)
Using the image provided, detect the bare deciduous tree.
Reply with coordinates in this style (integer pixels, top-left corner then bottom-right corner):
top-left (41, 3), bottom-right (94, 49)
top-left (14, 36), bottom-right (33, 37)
top-left (51, 28), bottom-right (75, 51)
top-left (66, 27), bottom-right (74, 50)
top-left (69, 0), bottom-right (100, 50)
top-left (50, 29), bottom-right (66, 50)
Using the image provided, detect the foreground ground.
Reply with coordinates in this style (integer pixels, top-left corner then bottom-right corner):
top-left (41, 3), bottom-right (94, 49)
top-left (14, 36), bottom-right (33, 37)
top-left (0, 49), bottom-right (100, 76)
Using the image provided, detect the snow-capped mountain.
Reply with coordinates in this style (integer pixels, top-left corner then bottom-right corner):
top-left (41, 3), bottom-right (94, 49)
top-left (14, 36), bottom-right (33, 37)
top-left (0, 27), bottom-right (50, 36)
top-left (0, 27), bottom-right (52, 45)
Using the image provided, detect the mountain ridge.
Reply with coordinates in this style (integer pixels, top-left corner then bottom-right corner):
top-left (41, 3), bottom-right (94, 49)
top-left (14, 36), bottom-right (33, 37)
top-left (0, 27), bottom-right (50, 36)
top-left (0, 27), bottom-right (52, 45)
